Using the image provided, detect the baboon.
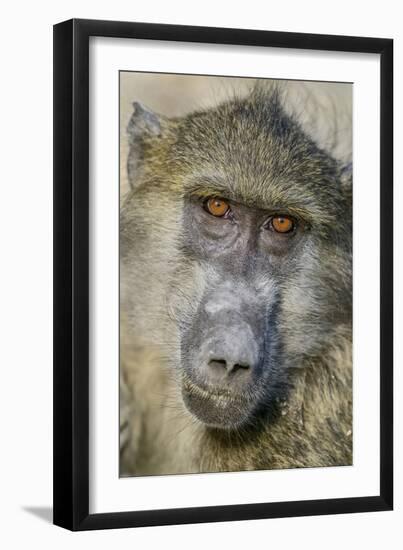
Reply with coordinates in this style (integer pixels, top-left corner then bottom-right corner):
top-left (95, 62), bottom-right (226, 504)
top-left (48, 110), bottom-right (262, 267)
top-left (120, 82), bottom-right (352, 476)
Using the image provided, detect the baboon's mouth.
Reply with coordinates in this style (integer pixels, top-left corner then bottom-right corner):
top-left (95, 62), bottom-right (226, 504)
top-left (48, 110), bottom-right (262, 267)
top-left (181, 377), bottom-right (254, 429)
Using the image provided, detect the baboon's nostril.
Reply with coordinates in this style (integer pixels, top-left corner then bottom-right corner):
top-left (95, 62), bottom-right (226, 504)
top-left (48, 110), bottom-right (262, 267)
top-left (232, 363), bottom-right (250, 373)
top-left (208, 359), bottom-right (227, 371)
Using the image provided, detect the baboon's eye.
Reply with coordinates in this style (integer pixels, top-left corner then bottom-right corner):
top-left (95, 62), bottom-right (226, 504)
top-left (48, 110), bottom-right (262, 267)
top-left (269, 215), bottom-right (295, 234)
top-left (204, 197), bottom-right (230, 217)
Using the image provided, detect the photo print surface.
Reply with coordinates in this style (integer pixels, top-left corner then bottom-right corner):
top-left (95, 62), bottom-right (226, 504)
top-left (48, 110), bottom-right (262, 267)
top-left (119, 73), bottom-right (353, 477)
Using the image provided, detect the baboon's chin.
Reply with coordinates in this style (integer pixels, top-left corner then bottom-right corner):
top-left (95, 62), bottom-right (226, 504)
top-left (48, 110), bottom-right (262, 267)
top-left (181, 378), bottom-right (254, 430)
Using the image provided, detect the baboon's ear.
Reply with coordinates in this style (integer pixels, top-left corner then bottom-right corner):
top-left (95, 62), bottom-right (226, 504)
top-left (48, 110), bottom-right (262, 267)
top-left (340, 162), bottom-right (352, 195)
top-left (126, 102), bottom-right (163, 189)
top-left (127, 102), bottom-right (162, 141)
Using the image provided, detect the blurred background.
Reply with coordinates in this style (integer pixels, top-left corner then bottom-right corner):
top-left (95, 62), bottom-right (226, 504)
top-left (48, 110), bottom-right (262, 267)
top-left (120, 72), bottom-right (352, 197)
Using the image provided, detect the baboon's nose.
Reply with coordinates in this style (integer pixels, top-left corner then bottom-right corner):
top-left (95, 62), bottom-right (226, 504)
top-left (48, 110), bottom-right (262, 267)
top-left (200, 328), bottom-right (258, 388)
top-left (208, 358), bottom-right (250, 375)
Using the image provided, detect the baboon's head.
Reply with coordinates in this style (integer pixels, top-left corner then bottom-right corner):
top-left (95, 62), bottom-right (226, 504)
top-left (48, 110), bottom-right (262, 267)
top-left (121, 86), bottom-right (352, 431)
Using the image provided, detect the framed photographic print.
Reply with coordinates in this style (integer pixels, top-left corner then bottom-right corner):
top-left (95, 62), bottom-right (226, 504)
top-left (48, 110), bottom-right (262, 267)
top-left (53, 19), bottom-right (393, 530)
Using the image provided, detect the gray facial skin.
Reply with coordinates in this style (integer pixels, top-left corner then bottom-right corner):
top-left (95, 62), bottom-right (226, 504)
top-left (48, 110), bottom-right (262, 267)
top-left (179, 197), bottom-right (312, 429)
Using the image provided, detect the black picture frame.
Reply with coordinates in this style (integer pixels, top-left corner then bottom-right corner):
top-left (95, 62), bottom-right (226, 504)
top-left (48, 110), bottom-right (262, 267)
top-left (53, 18), bottom-right (393, 531)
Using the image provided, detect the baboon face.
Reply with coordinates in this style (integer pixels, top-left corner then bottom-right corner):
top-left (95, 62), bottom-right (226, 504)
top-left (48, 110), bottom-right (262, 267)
top-left (122, 90), bottom-right (352, 432)
top-left (179, 197), bottom-right (302, 429)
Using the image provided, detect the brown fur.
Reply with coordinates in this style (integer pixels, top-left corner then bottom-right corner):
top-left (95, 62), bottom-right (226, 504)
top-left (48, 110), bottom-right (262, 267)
top-left (120, 82), bottom-right (352, 476)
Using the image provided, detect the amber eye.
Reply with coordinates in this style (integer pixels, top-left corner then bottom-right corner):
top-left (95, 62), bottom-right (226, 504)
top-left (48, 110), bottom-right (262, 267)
top-left (204, 197), bottom-right (230, 217)
top-left (270, 215), bottom-right (295, 234)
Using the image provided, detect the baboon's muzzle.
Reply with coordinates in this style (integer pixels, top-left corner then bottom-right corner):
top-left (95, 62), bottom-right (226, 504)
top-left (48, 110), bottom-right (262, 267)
top-left (180, 284), bottom-right (267, 429)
